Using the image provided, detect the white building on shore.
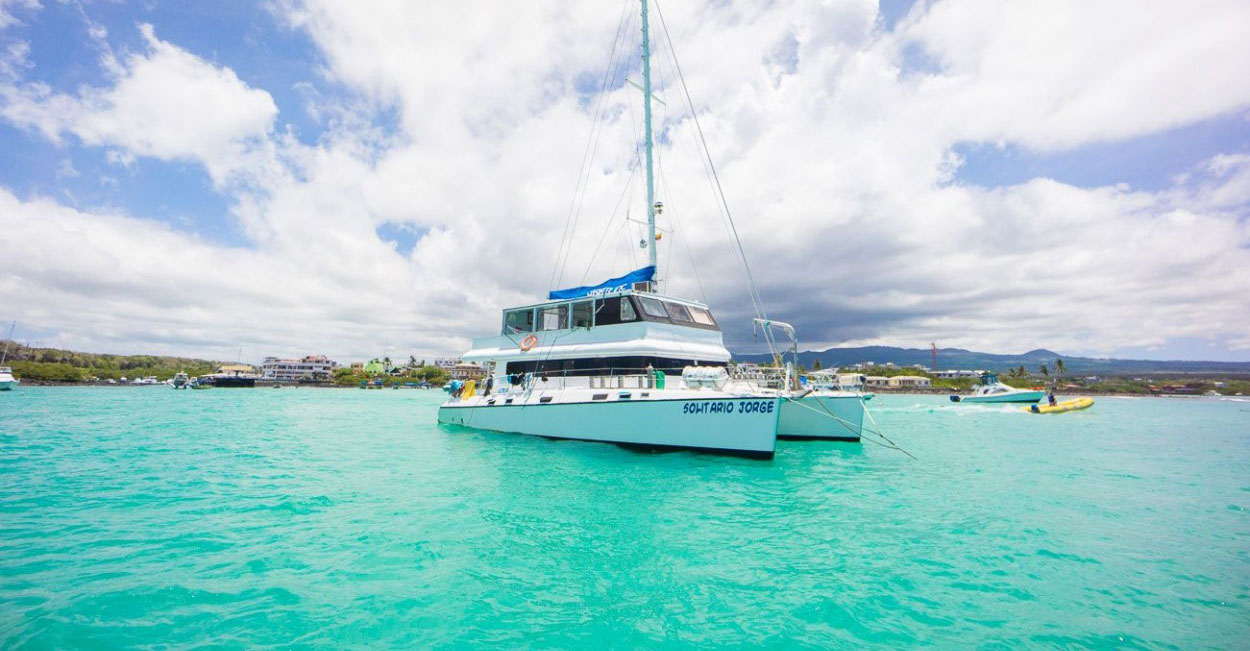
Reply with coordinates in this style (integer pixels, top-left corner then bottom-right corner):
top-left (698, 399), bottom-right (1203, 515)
top-left (933, 369), bottom-right (983, 379)
top-left (887, 375), bottom-right (932, 388)
top-left (260, 355), bottom-right (339, 382)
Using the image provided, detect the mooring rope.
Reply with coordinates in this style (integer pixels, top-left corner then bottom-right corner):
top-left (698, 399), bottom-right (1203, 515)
top-left (780, 395), bottom-right (917, 459)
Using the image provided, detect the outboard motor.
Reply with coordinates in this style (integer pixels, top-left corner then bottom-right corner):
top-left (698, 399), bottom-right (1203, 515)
top-left (681, 366), bottom-right (729, 390)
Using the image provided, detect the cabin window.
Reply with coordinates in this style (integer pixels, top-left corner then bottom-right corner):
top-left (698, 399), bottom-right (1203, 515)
top-left (592, 296), bottom-right (639, 326)
top-left (572, 301), bottom-right (593, 328)
top-left (504, 309), bottom-right (535, 333)
top-left (539, 305), bottom-right (568, 331)
top-left (665, 302), bottom-right (694, 323)
top-left (688, 306), bottom-right (716, 326)
top-left (638, 296), bottom-right (668, 319)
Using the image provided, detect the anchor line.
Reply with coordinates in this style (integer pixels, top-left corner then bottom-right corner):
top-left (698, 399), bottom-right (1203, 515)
top-left (780, 396), bottom-right (917, 460)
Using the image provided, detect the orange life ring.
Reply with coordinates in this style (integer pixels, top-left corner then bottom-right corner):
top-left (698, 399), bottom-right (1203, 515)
top-left (520, 334), bottom-right (539, 351)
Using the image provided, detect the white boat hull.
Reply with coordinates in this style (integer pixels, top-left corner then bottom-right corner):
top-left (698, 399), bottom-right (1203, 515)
top-left (957, 391), bottom-right (1045, 403)
top-left (0, 380), bottom-right (16, 391)
top-left (778, 393), bottom-right (864, 441)
top-left (439, 390), bottom-right (779, 458)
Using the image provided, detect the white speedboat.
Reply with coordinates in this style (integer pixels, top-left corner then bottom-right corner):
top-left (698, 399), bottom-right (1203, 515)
top-left (171, 372), bottom-right (189, 389)
top-left (437, 1), bottom-right (862, 457)
top-left (950, 372), bottom-right (1045, 403)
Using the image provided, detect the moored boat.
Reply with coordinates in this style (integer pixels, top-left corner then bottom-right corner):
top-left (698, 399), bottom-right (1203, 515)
top-left (0, 322), bottom-right (19, 391)
top-left (438, 284), bottom-right (783, 458)
top-left (437, 1), bottom-right (862, 457)
top-left (0, 366), bottom-right (18, 391)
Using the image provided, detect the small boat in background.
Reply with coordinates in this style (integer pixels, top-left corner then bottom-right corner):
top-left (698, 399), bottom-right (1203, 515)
top-left (950, 372), bottom-right (1045, 403)
top-left (172, 372), bottom-right (189, 389)
top-left (0, 366), bottom-right (18, 391)
top-left (0, 322), bottom-right (19, 391)
top-left (1025, 397), bottom-right (1094, 414)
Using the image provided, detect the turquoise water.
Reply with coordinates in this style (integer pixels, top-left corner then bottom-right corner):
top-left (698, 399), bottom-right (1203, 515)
top-left (1, 388), bottom-right (1247, 648)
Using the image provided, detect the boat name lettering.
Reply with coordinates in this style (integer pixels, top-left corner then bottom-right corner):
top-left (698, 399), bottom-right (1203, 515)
top-left (682, 400), bottom-right (774, 415)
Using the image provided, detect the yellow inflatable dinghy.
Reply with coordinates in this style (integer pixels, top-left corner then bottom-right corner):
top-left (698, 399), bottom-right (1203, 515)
top-left (1025, 397), bottom-right (1094, 414)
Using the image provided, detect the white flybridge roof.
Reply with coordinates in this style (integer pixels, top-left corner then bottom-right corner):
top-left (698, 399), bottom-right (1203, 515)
top-left (461, 290), bottom-right (730, 365)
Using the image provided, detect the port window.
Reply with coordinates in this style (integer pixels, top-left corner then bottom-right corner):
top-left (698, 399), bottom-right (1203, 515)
top-left (504, 309), bottom-right (535, 334)
top-left (638, 296), bottom-right (668, 319)
top-left (688, 306), bottom-right (716, 326)
top-left (539, 305), bottom-right (568, 331)
top-left (665, 302), bottom-right (693, 322)
top-left (572, 301), bottom-right (593, 328)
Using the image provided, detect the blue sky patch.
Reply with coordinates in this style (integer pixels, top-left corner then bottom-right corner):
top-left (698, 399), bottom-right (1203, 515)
top-left (376, 222), bottom-right (428, 257)
top-left (952, 111), bottom-right (1250, 192)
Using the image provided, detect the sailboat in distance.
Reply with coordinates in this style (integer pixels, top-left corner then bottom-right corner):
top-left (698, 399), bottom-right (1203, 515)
top-left (436, 0), bottom-right (864, 456)
top-left (1, 322), bottom-right (20, 391)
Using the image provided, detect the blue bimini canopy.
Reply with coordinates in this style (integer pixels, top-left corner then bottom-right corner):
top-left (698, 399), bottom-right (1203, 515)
top-left (548, 265), bottom-right (655, 300)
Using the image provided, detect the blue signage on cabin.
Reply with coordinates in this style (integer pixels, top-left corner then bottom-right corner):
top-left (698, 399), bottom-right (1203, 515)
top-left (548, 265), bottom-right (655, 300)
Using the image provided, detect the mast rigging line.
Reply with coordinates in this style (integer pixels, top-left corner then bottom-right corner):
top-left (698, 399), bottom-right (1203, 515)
top-left (551, 0), bottom-right (637, 292)
top-left (652, 0), bottom-right (768, 323)
top-left (581, 163), bottom-right (640, 285)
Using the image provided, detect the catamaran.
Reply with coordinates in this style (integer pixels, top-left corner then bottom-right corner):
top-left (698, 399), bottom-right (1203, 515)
top-left (437, 0), bottom-right (864, 457)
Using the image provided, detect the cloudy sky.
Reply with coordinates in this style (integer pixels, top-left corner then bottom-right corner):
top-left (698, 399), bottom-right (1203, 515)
top-left (1, 0), bottom-right (1248, 363)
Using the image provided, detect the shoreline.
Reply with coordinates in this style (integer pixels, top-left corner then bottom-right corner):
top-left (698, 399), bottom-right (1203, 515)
top-left (8, 383), bottom-right (1240, 399)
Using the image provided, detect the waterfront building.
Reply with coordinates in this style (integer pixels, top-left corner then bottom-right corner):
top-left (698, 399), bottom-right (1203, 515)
top-left (864, 376), bottom-right (890, 388)
top-left (933, 369), bottom-right (983, 379)
top-left (887, 375), bottom-right (932, 389)
top-left (445, 362), bottom-right (486, 381)
top-left (260, 355), bottom-right (338, 382)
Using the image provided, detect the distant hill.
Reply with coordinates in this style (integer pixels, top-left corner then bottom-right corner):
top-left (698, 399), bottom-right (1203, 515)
top-left (733, 345), bottom-right (1250, 375)
top-left (0, 340), bottom-right (223, 382)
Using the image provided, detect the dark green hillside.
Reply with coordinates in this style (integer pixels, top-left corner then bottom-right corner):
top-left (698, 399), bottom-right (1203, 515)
top-left (1, 341), bottom-right (221, 382)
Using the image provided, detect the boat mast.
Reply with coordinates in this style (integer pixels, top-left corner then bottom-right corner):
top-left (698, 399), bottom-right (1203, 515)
top-left (0, 322), bottom-right (13, 365)
top-left (641, 0), bottom-right (657, 280)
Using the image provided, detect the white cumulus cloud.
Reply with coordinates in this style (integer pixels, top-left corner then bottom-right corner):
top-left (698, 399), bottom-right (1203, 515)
top-left (1, 0), bottom-right (1249, 362)
top-left (0, 23), bottom-right (277, 185)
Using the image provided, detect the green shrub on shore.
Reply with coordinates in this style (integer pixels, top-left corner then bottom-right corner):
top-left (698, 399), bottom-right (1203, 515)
top-left (9, 361), bottom-right (85, 382)
top-left (333, 365), bottom-right (449, 387)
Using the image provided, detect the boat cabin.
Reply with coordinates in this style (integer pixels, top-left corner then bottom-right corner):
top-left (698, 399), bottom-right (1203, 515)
top-left (463, 290), bottom-right (730, 380)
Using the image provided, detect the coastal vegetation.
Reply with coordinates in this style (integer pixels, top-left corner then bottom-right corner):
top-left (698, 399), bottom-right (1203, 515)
top-left (1, 342), bottom-right (219, 383)
top-left (332, 364), bottom-right (449, 387)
